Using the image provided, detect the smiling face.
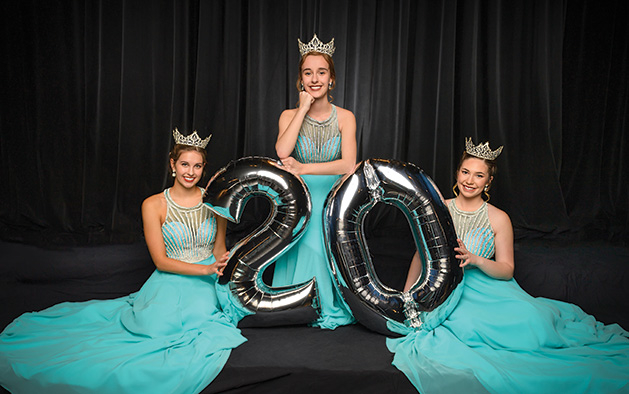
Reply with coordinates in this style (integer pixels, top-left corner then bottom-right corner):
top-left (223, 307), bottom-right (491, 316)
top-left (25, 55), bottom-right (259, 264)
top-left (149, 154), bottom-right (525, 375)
top-left (170, 150), bottom-right (205, 189)
top-left (298, 53), bottom-right (335, 98)
top-left (456, 157), bottom-right (492, 199)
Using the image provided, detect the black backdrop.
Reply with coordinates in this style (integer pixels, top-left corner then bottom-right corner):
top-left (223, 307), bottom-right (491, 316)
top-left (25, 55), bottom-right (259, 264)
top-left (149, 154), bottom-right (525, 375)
top-left (1, 0), bottom-right (627, 246)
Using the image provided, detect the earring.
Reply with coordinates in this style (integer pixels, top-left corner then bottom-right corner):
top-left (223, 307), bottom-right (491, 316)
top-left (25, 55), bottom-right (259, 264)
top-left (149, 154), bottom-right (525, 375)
top-left (483, 184), bottom-right (491, 201)
top-left (484, 185), bottom-right (488, 192)
top-left (172, 170), bottom-right (176, 178)
top-left (452, 183), bottom-right (458, 197)
top-left (329, 82), bottom-right (333, 88)
top-left (300, 82), bottom-right (304, 91)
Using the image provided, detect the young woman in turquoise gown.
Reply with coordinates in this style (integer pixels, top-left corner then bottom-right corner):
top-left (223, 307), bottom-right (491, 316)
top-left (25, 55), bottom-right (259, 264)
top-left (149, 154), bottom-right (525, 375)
top-left (390, 138), bottom-right (629, 393)
top-left (272, 34), bottom-right (356, 329)
top-left (0, 129), bottom-right (247, 394)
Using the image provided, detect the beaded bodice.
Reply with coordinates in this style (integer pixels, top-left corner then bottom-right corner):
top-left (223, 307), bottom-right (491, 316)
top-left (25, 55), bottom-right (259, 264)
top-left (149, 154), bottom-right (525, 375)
top-left (162, 188), bottom-right (216, 263)
top-left (447, 200), bottom-right (495, 259)
top-left (294, 105), bottom-right (342, 164)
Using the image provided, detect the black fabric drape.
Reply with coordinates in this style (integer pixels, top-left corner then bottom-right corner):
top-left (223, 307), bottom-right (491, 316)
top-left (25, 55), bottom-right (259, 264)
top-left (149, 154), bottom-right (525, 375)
top-left (1, 0), bottom-right (627, 245)
top-left (562, 0), bottom-right (629, 242)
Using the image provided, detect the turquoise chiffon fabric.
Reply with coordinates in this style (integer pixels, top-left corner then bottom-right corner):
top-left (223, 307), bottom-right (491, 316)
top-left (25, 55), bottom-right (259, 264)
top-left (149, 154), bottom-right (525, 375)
top-left (387, 219), bottom-right (629, 393)
top-left (272, 174), bottom-right (355, 329)
top-left (0, 194), bottom-right (247, 393)
top-left (0, 260), bottom-right (247, 394)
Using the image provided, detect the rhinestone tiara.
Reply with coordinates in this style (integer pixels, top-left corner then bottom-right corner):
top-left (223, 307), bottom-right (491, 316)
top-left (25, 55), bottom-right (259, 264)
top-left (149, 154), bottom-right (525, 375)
top-left (465, 137), bottom-right (503, 160)
top-left (172, 128), bottom-right (211, 149)
top-left (298, 34), bottom-right (335, 57)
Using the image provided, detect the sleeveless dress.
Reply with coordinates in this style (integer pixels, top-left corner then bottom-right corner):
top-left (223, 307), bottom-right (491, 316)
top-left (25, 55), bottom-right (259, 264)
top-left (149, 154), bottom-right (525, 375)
top-left (387, 201), bottom-right (629, 394)
top-left (272, 105), bottom-right (355, 329)
top-left (0, 188), bottom-right (247, 394)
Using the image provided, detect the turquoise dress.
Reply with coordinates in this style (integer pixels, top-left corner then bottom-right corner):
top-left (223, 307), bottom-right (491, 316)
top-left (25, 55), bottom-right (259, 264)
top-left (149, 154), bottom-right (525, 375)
top-left (272, 105), bottom-right (355, 329)
top-left (387, 201), bottom-right (629, 394)
top-left (0, 188), bottom-right (247, 394)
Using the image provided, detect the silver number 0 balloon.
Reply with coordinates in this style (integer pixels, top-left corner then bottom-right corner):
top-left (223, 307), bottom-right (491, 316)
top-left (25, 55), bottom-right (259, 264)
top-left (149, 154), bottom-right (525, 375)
top-left (204, 156), bottom-right (320, 327)
top-left (324, 158), bottom-right (464, 336)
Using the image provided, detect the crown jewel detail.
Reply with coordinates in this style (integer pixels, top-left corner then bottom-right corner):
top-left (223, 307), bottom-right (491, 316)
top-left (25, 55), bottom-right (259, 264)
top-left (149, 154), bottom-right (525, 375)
top-left (298, 34), bottom-right (335, 57)
top-left (465, 137), bottom-right (503, 160)
top-left (172, 128), bottom-right (211, 149)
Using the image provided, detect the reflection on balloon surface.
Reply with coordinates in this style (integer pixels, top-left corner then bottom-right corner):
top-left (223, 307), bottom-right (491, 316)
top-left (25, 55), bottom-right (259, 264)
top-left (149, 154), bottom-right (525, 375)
top-left (204, 156), bottom-right (319, 327)
top-left (324, 158), bottom-right (463, 336)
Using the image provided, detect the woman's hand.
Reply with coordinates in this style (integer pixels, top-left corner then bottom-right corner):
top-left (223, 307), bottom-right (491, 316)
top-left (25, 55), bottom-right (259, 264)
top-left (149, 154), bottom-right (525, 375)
top-left (277, 156), bottom-right (303, 175)
top-left (206, 251), bottom-right (229, 276)
top-left (298, 91), bottom-right (315, 111)
top-left (454, 239), bottom-right (480, 268)
top-left (454, 237), bottom-right (514, 280)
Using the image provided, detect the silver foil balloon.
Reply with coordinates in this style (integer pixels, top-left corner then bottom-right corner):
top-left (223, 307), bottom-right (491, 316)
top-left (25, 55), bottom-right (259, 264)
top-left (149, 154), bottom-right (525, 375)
top-left (204, 156), bottom-right (319, 327)
top-left (323, 158), bottom-right (463, 336)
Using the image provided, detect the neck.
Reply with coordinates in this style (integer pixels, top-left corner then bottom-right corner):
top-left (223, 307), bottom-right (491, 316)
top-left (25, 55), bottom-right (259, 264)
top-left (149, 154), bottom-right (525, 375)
top-left (169, 183), bottom-right (201, 206)
top-left (308, 98), bottom-right (332, 117)
top-left (454, 195), bottom-right (484, 212)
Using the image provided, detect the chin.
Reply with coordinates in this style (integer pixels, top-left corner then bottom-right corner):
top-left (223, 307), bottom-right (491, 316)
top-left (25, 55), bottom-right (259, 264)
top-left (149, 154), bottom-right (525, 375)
top-left (180, 180), bottom-right (199, 188)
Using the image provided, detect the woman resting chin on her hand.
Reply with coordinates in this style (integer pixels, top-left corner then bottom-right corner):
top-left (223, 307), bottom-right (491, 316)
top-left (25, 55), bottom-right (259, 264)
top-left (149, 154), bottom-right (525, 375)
top-left (271, 34), bottom-right (356, 330)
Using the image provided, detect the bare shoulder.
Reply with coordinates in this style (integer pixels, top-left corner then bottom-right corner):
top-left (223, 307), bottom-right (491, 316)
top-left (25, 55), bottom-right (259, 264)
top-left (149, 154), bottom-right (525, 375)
top-left (487, 203), bottom-right (512, 229)
top-left (335, 105), bottom-right (356, 122)
top-left (335, 106), bottom-right (356, 134)
top-left (279, 108), bottom-right (298, 121)
top-left (142, 192), bottom-right (166, 215)
top-left (278, 108), bottom-right (299, 132)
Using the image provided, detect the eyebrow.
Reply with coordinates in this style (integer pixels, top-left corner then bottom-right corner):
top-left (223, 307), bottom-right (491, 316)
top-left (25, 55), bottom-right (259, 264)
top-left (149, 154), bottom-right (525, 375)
top-left (461, 167), bottom-right (486, 175)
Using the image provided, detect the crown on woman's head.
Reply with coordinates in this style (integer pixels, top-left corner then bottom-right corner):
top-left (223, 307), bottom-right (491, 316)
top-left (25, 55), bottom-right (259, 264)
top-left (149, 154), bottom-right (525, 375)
top-left (298, 34), bottom-right (335, 57)
top-left (465, 137), bottom-right (503, 160)
top-left (172, 128), bottom-right (211, 149)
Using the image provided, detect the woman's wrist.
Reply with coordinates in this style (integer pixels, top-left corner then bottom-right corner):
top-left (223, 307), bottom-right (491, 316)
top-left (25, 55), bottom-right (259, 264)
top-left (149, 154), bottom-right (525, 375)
top-left (207, 264), bottom-right (217, 276)
top-left (296, 105), bottom-right (309, 117)
top-left (474, 256), bottom-right (486, 268)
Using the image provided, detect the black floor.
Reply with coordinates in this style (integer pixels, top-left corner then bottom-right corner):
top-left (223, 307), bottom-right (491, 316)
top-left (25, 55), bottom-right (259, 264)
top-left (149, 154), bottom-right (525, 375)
top-left (206, 325), bottom-right (416, 394)
top-left (1, 235), bottom-right (628, 393)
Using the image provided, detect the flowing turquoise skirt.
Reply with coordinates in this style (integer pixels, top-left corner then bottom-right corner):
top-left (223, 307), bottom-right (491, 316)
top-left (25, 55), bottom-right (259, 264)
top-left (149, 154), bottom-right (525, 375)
top-left (0, 255), bottom-right (247, 394)
top-left (387, 268), bottom-right (629, 394)
top-left (272, 174), bottom-right (355, 329)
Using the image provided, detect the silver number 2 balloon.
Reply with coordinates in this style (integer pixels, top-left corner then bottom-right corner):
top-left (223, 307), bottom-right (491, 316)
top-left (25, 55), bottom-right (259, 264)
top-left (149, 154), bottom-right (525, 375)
top-left (204, 156), bottom-right (319, 327)
top-left (324, 159), bottom-right (464, 336)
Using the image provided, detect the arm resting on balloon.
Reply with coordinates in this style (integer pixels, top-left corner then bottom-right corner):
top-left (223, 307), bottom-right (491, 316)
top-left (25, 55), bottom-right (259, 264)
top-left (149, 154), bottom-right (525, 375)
top-left (276, 106), bottom-right (357, 176)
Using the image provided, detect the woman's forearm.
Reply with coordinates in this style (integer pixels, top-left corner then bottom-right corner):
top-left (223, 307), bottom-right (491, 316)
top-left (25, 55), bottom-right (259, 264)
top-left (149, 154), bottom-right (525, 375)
top-left (152, 255), bottom-right (214, 276)
top-left (276, 108), bottom-right (309, 158)
top-left (298, 158), bottom-right (355, 175)
top-left (473, 257), bottom-right (514, 280)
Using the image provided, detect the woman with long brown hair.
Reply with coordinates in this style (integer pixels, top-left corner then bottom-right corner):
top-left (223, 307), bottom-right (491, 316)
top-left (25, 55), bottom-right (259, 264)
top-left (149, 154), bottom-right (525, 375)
top-left (272, 34), bottom-right (356, 329)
